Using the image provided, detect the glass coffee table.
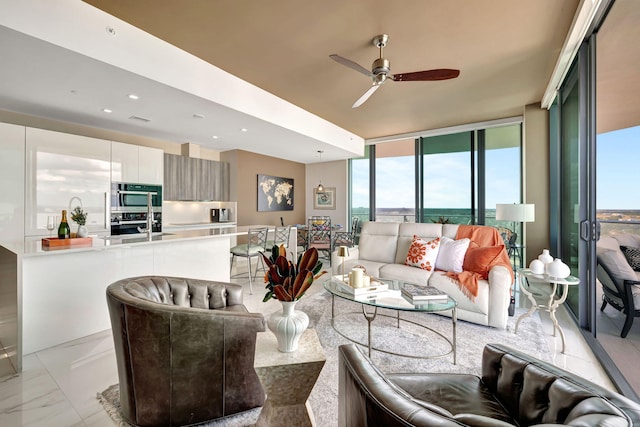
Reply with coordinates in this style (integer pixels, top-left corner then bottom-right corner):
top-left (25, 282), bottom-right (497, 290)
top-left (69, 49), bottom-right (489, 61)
top-left (324, 277), bottom-right (457, 364)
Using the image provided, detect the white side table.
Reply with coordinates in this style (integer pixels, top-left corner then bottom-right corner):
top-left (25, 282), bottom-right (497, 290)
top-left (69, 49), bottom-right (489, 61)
top-left (253, 328), bottom-right (326, 427)
top-left (514, 268), bottom-right (580, 354)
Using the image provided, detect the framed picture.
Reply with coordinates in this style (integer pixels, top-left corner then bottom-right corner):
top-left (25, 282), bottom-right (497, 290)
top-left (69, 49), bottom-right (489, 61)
top-left (257, 174), bottom-right (294, 211)
top-left (314, 187), bottom-right (335, 210)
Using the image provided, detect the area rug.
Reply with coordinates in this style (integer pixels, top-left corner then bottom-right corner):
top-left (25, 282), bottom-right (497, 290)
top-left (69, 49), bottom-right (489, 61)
top-left (98, 290), bottom-right (551, 426)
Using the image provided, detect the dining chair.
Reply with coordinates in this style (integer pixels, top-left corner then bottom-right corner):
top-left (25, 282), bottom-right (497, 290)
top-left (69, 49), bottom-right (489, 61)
top-left (307, 216), bottom-right (332, 265)
top-left (266, 225), bottom-right (291, 253)
top-left (333, 216), bottom-right (359, 248)
top-left (230, 227), bottom-right (268, 294)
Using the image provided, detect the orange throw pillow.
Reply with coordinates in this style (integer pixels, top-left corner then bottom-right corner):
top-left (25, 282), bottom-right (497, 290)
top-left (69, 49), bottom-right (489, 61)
top-left (462, 245), bottom-right (504, 279)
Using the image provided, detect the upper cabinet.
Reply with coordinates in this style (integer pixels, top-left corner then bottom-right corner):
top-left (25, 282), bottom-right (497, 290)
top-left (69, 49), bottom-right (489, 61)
top-left (164, 154), bottom-right (229, 201)
top-left (25, 128), bottom-right (111, 236)
top-left (112, 142), bottom-right (163, 185)
top-left (0, 122), bottom-right (25, 249)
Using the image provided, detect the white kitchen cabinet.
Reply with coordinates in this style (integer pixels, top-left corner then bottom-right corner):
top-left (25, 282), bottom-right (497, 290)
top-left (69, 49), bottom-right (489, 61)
top-left (138, 145), bottom-right (164, 185)
top-left (0, 122), bottom-right (25, 250)
top-left (25, 128), bottom-right (111, 236)
top-left (111, 142), bottom-right (163, 185)
top-left (111, 141), bottom-right (138, 183)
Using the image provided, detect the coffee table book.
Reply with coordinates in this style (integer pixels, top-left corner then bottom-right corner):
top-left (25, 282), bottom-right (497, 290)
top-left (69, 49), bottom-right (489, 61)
top-left (401, 284), bottom-right (448, 304)
top-left (332, 276), bottom-right (388, 298)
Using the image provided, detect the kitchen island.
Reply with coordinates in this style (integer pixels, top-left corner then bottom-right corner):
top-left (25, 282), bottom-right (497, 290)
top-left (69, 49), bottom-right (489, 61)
top-left (1, 225), bottom-right (295, 371)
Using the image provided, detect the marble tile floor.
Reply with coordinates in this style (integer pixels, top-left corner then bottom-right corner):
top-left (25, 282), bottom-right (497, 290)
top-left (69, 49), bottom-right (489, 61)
top-left (0, 259), bottom-right (620, 426)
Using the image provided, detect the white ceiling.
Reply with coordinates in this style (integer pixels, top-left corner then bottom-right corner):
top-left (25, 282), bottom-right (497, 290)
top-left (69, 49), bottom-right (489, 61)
top-left (0, 0), bottom-right (590, 163)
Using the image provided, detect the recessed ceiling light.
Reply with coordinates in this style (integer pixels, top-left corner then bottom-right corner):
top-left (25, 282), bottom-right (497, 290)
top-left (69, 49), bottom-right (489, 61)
top-left (212, 135), bottom-right (219, 139)
top-left (102, 108), bottom-right (113, 113)
top-left (240, 128), bottom-right (248, 132)
top-left (127, 94), bottom-right (139, 100)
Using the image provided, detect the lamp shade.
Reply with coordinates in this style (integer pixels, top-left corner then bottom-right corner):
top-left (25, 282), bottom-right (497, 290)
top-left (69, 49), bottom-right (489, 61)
top-left (495, 203), bottom-right (535, 222)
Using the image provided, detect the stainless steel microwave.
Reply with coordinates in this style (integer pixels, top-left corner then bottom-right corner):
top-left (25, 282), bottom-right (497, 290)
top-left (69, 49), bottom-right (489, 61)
top-left (111, 182), bottom-right (162, 212)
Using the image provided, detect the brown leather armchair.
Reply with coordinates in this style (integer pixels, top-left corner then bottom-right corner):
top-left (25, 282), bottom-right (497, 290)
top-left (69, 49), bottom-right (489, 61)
top-left (106, 276), bottom-right (266, 427)
top-left (339, 343), bottom-right (640, 426)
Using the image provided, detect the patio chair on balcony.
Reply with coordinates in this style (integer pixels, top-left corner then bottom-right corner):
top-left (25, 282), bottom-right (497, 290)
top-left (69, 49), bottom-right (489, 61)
top-left (596, 234), bottom-right (640, 338)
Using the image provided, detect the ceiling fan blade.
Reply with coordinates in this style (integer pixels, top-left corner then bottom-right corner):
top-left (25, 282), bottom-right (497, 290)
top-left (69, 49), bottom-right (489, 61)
top-left (391, 69), bottom-right (460, 82)
top-left (330, 54), bottom-right (373, 78)
top-left (352, 84), bottom-right (381, 108)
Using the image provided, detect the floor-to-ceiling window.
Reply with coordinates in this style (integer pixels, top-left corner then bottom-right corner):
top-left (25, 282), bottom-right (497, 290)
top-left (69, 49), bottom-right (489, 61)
top-left (420, 132), bottom-right (473, 225)
top-left (593, 0), bottom-right (640, 397)
top-left (349, 145), bottom-right (371, 227)
top-left (484, 125), bottom-right (522, 227)
top-left (375, 140), bottom-right (415, 222)
top-left (551, 0), bottom-right (640, 398)
top-left (349, 121), bottom-right (523, 229)
top-left (559, 64), bottom-right (584, 317)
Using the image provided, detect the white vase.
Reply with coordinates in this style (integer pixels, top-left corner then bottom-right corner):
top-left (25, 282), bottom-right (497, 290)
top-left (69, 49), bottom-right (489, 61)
top-left (268, 300), bottom-right (309, 352)
top-left (77, 225), bottom-right (88, 238)
top-left (547, 258), bottom-right (571, 279)
top-left (537, 249), bottom-right (553, 265)
top-left (529, 259), bottom-right (545, 275)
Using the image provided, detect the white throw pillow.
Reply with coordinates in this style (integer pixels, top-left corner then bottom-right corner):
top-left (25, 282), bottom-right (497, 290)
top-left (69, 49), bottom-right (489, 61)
top-left (404, 235), bottom-right (441, 271)
top-left (435, 236), bottom-right (470, 273)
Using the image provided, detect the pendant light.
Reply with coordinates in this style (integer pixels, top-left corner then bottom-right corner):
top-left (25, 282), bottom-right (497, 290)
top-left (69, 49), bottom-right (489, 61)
top-left (316, 150), bottom-right (324, 191)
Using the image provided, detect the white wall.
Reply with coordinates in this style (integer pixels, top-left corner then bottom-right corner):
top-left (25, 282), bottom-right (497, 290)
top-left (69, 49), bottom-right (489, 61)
top-left (305, 160), bottom-right (349, 228)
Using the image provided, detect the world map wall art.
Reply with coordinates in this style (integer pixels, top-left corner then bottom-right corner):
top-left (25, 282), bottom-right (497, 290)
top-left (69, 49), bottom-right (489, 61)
top-left (257, 174), bottom-right (294, 211)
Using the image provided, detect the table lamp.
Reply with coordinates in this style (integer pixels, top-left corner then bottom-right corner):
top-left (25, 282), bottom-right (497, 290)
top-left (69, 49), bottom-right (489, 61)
top-left (337, 245), bottom-right (349, 281)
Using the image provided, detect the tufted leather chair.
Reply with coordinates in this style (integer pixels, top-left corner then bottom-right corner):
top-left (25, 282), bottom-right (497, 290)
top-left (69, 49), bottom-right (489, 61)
top-left (106, 276), bottom-right (266, 427)
top-left (338, 343), bottom-right (640, 426)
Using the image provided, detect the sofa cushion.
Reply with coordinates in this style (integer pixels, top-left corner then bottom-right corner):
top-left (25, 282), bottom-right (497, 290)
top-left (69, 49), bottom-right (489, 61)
top-left (613, 234), bottom-right (640, 248)
top-left (379, 263), bottom-right (432, 284)
top-left (343, 259), bottom-right (389, 279)
top-left (404, 235), bottom-right (441, 271)
top-left (388, 373), bottom-right (516, 424)
top-left (597, 247), bottom-right (637, 284)
top-left (436, 236), bottom-right (471, 273)
top-left (358, 222), bottom-right (400, 264)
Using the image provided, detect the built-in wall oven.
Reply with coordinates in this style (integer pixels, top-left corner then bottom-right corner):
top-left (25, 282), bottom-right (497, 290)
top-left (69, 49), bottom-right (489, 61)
top-left (111, 182), bottom-right (162, 235)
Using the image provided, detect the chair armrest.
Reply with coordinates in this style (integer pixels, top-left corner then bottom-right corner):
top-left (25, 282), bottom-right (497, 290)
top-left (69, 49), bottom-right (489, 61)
top-left (623, 279), bottom-right (640, 312)
top-left (487, 265), bottom-right (512, 329)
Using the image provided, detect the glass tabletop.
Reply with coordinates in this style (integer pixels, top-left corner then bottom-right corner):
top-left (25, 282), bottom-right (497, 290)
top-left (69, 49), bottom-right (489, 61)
top-left (323, 277), bottom-right (457, 313)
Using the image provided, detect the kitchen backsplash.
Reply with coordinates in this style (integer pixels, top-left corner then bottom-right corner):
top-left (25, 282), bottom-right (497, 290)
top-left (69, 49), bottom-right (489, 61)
top-left (163, 201), bottom-right (236, 225)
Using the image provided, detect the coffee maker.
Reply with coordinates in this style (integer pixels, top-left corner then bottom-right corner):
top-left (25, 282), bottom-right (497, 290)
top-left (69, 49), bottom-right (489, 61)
top-left (211, 208), bottom-right (230, 222)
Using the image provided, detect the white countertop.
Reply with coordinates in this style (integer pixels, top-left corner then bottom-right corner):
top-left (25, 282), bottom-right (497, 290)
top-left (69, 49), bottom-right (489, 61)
top-left (163, 221), bottom-right (237, 231)
top-left (15, 226), bottom-right (257, 257)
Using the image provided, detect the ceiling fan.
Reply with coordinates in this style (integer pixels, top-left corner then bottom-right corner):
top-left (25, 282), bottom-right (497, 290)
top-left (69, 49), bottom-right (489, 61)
top-left (330, 34), bottom-right (460, 108)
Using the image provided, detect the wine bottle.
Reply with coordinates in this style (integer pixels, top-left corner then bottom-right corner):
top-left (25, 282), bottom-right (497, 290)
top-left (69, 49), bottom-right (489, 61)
top-left (58, 209), bottom-right (71, 239)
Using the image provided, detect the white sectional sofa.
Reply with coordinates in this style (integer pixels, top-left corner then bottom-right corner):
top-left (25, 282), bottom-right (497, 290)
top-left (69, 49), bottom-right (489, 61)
top-left (331, 222), bottom-right (513, 329)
